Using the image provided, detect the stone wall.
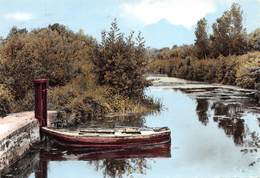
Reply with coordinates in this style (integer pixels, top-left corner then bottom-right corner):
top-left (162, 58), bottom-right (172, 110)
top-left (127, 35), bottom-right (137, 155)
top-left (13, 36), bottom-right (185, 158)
top-left (0, 112), bottom-right (40, 171)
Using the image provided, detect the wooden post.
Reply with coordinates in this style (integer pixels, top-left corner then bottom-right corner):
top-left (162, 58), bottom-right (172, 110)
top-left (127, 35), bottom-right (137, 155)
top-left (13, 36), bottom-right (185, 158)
top-left (34, 79), bottom-right (48, 127)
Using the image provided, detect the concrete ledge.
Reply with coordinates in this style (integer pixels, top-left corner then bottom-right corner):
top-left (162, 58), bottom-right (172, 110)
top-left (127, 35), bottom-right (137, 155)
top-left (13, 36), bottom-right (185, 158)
top-left (0, 112), bottom-right (40, 171)
top-left (0, 112), bottom-right (37, 140)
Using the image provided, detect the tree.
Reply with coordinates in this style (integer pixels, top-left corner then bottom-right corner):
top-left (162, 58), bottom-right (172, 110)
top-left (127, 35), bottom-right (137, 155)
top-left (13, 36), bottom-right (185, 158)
top-left (210, 10), bottom-right (231, 57)
top-left (210, 3), bottom-right (247, 57)
top-left (195, 18), bottom-right (210, 59)
top-left (91, 19), bottom-right (149, 99)
top-left (6, 26), bottom-right (28, 39)
top-left (229, 3), bottom-right (248, 54)
top-left (248, 28), bottom-right (260, 51)
top-left (0, 25), bottom-right (95, 99)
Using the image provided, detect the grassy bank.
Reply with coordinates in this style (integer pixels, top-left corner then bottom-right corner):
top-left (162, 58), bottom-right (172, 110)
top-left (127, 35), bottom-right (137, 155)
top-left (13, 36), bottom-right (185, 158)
top-left (148, 52), bottom-right (260, 89)
top-left (0, 22), bottom-right (160, 125)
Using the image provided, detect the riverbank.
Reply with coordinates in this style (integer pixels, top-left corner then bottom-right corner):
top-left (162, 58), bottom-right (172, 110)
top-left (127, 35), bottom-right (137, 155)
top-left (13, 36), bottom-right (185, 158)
top-left (148, 75), bottom-right (260, 105)
top-left (0, 22), bottom-right (160, 125)
top-left (148, 75), bottom-right (257, 92)
top-left (1, 76), bottom-right (260, 178)
top-left (0, 111), bottom-right (58, 171)
top-left (0, 75), bottom-right (258, 173)
top-left (0, 112), bottom-right (39, 171)
top-left (148, 52), bottom-right (260, 90)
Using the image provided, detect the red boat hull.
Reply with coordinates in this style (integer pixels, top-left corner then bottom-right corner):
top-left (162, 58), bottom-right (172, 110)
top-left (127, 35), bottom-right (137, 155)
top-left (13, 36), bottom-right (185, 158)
top-left (41, 127), bottom-right (171, 149)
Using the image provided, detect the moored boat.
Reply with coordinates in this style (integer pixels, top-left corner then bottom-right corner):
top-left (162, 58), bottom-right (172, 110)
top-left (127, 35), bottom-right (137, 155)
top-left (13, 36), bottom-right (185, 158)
top-left (41, 126), bottom-right (171, 149)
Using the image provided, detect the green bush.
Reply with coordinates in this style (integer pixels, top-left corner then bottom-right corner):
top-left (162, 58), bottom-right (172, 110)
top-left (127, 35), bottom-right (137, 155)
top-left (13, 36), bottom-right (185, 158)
top-left (249, 28), bottom-right (260, 51)
top-left (48, 74), bottom-right (160, 125)
top-left (147, 59), bottom-right (174, 75)
top-left (0, 25), bottom-right (95, 99)
top-left (148, 52), bottom-right (260, 89)
top-left (236, 52), bottom-right (260, 88)
top-left (91, 20), bottom-right (149, 99)
top-left (11, 90), bottom-right (34, 113)
top-left (0, 85), bottom-right (13, 117)
top-left (158, 45), bottom-right (196, 59)
top-left (0, 23), bottom-right (159, 122)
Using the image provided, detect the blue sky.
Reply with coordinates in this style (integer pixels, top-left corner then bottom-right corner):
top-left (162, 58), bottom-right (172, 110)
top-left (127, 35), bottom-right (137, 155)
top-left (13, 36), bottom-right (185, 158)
top-left (0, 0), bottom-right (259, 48)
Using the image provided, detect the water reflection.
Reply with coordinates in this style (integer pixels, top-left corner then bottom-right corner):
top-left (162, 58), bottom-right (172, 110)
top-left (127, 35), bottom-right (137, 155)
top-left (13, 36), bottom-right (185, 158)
top-left (1, 143), bottom-right (170, 178)
top-left (184, 87), bottom-right (259, 149)
top-left (35, 159), bottom-right (47, 178)
top-left (0, 151), bottom-right (39, 178)
top-left (1, 83), bottom-right (260, 178)
top-left (89, 158), bottom-right (148, 178)
top-left (196, 99), bottom-right (209, 125)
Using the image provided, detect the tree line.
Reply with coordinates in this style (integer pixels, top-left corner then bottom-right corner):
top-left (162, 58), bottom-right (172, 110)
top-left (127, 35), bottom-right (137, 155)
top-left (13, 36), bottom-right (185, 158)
top-left (151, 3), bottom-right (259, 60)
top-left (195, 3), bottom-right (256, 59)
top-left (148, 3), bottom-right (259, 89)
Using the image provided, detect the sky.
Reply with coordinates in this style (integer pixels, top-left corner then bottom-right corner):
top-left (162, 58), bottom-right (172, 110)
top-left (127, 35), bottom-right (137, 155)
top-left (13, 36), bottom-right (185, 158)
top-left (0, 0), bottom-right (259, 48)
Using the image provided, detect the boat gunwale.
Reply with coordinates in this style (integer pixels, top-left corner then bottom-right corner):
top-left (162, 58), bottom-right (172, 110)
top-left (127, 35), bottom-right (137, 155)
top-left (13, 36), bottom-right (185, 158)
top-left (41, 127), bottom-right (171, 138)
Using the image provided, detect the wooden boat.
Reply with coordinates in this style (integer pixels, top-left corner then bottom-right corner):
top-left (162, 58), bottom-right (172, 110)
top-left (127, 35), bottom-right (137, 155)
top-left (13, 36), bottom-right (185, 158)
top-left (41, 126), bottom-right (171, 149)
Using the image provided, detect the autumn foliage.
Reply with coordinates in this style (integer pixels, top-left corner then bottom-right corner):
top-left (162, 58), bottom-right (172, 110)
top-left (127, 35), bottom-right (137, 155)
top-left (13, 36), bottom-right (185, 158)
top-left (0, 22), bottom-right (158, 120)
top-left (91, 20), bottom-right (149, 99)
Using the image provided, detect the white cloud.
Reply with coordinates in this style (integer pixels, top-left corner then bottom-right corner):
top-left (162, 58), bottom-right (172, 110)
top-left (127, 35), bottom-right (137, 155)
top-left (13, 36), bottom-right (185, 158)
top-left (4, 12), bottom-right (33, 21)
top-left (121, 0), bottom-right (230, 28)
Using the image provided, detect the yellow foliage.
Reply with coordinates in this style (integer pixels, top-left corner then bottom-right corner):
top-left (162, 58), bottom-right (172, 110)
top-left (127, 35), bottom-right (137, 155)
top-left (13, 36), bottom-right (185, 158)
top-left (148, 52), bottom-right (260, 89)
top-left (0, 85), bottom-right (13, 117)
top-left (236, 52), bottom-right (260, 88)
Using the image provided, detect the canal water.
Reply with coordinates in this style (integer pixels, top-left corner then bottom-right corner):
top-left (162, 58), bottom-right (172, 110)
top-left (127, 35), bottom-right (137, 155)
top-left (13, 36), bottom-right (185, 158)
top-left (1, 78), bottom-right (260, 178)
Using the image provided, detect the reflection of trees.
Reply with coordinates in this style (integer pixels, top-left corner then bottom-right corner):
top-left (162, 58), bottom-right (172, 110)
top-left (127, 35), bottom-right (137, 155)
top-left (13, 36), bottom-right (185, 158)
top-left (212, 102), bottom-right (245, 145)
top-left (218, 117), bottom-right (245, 145)
top-left (192, 90), bottom-right (260, 166)
top-left (196, 99), bottom-right (209, 125)
top-left (0, 151), bottom-right (39, 178)
top-left (89, 158), bottom-right (148, 178)
top-left (194, 96), bottom-right (258, 147)
top-left (195, 98), bottom-right (246, 145)
top-left (212, 103), bottom-right (242, 118)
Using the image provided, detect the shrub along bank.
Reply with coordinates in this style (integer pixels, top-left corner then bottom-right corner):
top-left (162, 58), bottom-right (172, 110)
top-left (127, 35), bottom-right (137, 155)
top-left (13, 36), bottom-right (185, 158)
top-left (0, 22), bottom-right (160, 124)
top-left (148, 52), bottom-right (260, 89)
top-left (0, 84), bottom-right (13, 117)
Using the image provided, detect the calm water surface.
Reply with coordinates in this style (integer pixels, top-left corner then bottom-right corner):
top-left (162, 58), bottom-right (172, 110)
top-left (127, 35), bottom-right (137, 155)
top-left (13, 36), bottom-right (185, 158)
top-left (1, 83), bottom-right (260, 178)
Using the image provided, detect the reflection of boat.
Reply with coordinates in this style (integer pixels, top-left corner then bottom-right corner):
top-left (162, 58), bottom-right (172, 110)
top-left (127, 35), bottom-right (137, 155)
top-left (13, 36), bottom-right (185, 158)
top-left (41, 127), bottom-right (171, 149)
top-left (34, 143), bottom-right (171, 178)
top-left (40, 143), bottom-right (171, 161)
top-left (0, 143), bottom-right (171, 178)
